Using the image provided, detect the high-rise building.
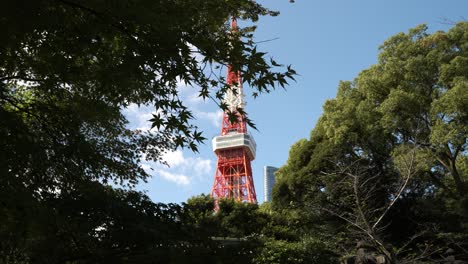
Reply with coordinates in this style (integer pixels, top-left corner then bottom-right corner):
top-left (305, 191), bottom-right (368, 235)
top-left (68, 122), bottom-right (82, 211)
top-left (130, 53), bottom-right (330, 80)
top-left (210, 18), bottom-right (257, 209)
top-left (263, 166), bottom-right (278, 203)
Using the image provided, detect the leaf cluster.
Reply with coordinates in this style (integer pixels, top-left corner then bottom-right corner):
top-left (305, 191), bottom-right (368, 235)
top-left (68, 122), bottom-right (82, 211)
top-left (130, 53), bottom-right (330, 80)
top-left (273, 21), bottom-right (468, 263)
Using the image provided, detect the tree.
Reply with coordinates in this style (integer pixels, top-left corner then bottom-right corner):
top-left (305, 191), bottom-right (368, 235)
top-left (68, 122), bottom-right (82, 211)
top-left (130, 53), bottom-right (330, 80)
top-left (0, 0), bottom-right (295, 190)
top-left (181, 196), bottom-right (337, 264)
top-left (0, 178), bottom-right (192, 263)
top-left (274, 22), bottom-right (468, 263)
top-left (0, 0), bottom-right (296, 262)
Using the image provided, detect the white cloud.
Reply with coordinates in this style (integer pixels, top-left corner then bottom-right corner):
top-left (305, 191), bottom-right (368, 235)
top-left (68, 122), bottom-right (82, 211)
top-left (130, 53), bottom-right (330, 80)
top-left (156, 170), bottom-right (190, 186)
top-left (162, 149), bottom-right (186, 167)
top-left (186, 92), bottom-right (204, 105)
top-left (141, 163), bottom-right (190, 185)
top-left (141, 163), bottom-right (152, 172)
top-left (192, 157), bottom-right (212, 176)
top-left (141, 149), bottom-right (212, 186)
top-left (176, 77), bottom-right (190, 92)
top-left (196, 110), bottom-right (223, 128)
top-left (122, 104), bottom-right (156, 131)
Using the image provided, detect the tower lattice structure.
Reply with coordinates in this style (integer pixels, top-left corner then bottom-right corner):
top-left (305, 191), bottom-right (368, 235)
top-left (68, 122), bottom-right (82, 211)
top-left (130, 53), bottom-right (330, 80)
top-left (211, 18), bottom-right (257, 207)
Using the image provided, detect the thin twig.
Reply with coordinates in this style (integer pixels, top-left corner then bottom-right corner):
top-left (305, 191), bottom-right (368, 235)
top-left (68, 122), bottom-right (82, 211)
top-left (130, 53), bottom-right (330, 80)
top-left (372, 147), bottom-right (416, 230)
top-left (254, 37), bottom-right (280, 44)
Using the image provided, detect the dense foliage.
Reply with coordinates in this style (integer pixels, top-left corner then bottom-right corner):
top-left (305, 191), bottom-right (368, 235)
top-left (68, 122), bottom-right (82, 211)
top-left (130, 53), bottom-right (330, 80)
top-left (1, 0), bottom-right (295, 188)
top-left (0, 0), bottom-right (296, 262)
top-left (273, 22), bottom-right (468, 263)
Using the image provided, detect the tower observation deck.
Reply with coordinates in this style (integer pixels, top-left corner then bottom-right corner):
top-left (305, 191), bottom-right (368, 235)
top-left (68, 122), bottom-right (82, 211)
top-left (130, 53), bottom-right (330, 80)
top-left (210, 18), bottom-right (257, 206)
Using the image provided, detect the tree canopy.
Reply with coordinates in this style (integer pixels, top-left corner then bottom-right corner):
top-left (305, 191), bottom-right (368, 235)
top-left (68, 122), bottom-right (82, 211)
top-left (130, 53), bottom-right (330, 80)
top-left (274, 22), bottom-right (468, 263)
top-left (1, 0), bottom-right (295, 189)
top-left (0, 0), bottom-right (296, 262)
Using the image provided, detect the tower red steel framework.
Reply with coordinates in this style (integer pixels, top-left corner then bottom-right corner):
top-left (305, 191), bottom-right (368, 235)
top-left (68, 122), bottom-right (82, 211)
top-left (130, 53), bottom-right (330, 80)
top-left (211, 18), bottom-right (257, 207)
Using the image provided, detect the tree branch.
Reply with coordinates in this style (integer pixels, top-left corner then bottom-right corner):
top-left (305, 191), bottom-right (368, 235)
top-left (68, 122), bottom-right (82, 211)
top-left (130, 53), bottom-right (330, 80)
top-left (372, 147), bottom-right (416, 230)
top-left (0, 75), bottom-right (46, 83)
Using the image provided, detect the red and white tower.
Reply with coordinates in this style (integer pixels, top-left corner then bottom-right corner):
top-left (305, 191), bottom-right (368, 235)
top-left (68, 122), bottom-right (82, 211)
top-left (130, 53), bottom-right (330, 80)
top-left (211, 18), bottom-right (257, 206)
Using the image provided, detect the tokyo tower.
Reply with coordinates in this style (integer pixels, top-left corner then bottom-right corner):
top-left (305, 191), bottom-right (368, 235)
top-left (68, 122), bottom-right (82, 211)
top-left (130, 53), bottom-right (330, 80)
top-left (211, 18), bottom-right (257, 206)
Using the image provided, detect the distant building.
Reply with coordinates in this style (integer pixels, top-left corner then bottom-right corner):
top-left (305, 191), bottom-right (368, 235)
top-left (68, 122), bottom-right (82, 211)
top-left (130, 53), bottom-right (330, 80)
top-left (263, 166), bottom-right (278, 202)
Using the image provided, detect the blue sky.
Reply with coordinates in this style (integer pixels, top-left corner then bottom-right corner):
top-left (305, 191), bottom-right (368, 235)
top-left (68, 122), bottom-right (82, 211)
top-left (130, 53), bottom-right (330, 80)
top-left (124, 0), bottom-right (467, 204)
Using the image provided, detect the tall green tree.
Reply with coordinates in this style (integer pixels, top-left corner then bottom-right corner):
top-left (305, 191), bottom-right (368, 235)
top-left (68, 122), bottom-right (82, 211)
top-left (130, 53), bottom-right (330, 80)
top-left (274, 22), bottom-right (468, 263)
top-left (1, 0), bottom-right (295, 192)
top-left (0, 0), bottom-right (296, 262)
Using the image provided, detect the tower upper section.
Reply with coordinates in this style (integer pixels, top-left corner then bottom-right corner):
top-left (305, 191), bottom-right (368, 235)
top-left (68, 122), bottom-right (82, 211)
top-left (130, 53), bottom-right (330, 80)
top-left (213, 17), bottom-right (256, 160)
top-left (212, 132), bottom-right (256, 160)
top-left (220, 18), bottom-right (248, 136)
